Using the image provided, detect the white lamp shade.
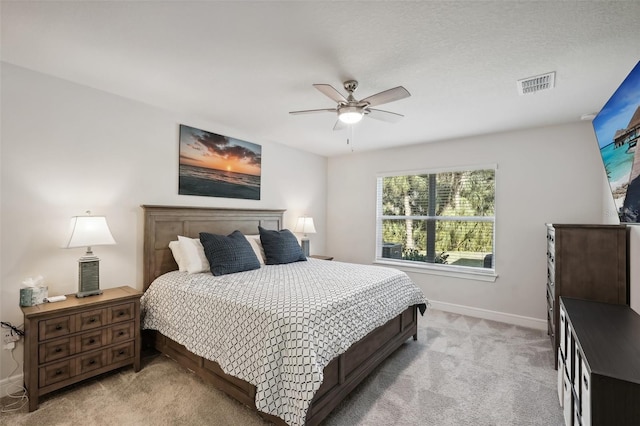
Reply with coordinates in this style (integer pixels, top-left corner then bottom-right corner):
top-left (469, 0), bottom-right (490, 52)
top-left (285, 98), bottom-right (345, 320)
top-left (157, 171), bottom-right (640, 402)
top-left (64, 215), bottom-right (116, 248)
top-left (294, 217), bottom-right (316, 235)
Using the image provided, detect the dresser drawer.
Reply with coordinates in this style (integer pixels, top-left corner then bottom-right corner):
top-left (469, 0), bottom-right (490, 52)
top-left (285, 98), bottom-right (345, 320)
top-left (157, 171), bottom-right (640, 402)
top-left (108, 322), bottom-right (134, 344)
top-left (76, 329), bottom-right (107, 353)
top-left (76, 308), bottom-right (106, 331)
top-left (108, 342), bottom-right (134, 364)
top-left (39, 359), bottom-right (73, 387)
top-left (39, 337), bottom-right (74, 364)
top-left (108, 303), bottom-right (134, 323)
top-left (39, 316), bottom-right (74, 341)
top-left (76, 350), bottom-right (108, 375)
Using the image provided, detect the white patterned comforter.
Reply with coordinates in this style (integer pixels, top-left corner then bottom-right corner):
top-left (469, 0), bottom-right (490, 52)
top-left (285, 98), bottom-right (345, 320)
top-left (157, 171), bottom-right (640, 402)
top-left (141, 258), bottom-right (428, 426)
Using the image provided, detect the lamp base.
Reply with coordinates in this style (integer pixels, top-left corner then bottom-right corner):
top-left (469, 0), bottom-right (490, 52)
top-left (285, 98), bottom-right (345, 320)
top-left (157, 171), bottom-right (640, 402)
top-left (301, 239), bottom-right (310, 257)
top-left (76, 289), bottom-right (103, 298)
top-left (77, 255), bottom-right (102, 298)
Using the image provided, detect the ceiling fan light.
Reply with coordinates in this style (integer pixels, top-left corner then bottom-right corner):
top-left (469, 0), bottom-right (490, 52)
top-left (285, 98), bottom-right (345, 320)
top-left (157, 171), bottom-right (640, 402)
top-left (338, 107), bottom-right (363, 124)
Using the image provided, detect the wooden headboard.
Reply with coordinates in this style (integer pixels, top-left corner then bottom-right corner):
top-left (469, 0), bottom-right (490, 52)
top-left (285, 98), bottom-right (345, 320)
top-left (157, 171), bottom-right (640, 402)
top-left (142, 205), bottom-right (285, 290)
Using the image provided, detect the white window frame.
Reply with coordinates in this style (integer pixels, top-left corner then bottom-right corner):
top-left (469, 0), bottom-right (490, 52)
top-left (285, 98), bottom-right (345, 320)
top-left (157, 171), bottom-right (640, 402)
top-left (375, 164), bottom-right (498, 282)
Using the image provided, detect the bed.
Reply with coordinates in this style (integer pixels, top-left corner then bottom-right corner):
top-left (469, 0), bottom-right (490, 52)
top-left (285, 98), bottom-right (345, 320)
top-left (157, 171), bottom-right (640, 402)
top-left (141, 205), bottom-right (427, 426)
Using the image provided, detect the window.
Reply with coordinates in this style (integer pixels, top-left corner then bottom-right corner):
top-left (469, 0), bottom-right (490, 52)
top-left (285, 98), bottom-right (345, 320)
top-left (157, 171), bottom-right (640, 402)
top-left (376, 166), bottom-right (496, 275)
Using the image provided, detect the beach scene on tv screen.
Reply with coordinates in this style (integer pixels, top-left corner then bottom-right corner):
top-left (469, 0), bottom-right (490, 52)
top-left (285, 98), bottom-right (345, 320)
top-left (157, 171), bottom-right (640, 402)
top-left (593, 61), bottom-right (640, 222)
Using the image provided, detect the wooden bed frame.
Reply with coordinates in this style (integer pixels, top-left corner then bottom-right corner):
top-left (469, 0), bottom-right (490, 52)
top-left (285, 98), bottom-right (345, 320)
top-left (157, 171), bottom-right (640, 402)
top-left (142, 205), bottom-right (420, 426)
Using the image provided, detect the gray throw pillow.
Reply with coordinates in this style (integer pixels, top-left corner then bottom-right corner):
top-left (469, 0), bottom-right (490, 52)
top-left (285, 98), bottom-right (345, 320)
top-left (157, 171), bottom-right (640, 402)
top-left (199, 230), bottom-right (261, 276)
top-left (258, 226), bottom-right (307, 265)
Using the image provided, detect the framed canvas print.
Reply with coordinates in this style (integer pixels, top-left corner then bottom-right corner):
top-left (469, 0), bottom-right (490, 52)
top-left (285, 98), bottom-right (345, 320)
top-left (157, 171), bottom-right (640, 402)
top-left (179, 124), bottom-right (261, 200)
top-left (593, 61), bottom-right (640, 222)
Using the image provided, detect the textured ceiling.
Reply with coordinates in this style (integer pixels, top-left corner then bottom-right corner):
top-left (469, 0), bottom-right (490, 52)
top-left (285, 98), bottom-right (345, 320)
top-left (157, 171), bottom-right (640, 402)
top-left (2, 1), bottom-right (639, 157)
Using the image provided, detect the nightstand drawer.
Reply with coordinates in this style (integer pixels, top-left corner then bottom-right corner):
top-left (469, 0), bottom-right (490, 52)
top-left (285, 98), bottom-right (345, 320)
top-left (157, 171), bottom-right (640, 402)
top-left (39, 360), bottom-right (73, 387)
top-left (108, 342), bottom-right (134, 364)
top-left (39, 338), bottom-right (74, 364)
top-left (39, 316), bottom-right (74, 341)
top-left (108, 303), bottom-right (134, 323)
top-left (76, 308), bottom-right (106, 331)
top-left (76, 329), bottom-right (107, 352)
top-left (109, 322), bottom-right (134, 344)
top-left (76, 350), bottom-right (108, 375)
top-left (23, 286), bottom-right (142, 412)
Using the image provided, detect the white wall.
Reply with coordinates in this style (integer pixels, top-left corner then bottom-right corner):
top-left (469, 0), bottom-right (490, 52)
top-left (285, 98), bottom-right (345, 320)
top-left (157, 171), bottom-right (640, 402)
top-left (327, 122), bottom-right (609, 325)
top-left (0, 63), bottom-right (327, 379)
top-left (2, 61), bottom-right (637, 382)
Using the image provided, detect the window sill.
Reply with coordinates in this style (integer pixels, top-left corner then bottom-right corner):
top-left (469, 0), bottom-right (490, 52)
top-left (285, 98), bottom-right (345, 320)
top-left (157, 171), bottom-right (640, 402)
top-left (374, 259), bottom-right (498, 282)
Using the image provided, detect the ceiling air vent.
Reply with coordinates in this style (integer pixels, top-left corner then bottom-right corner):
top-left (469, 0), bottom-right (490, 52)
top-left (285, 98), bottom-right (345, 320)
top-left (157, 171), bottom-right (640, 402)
top-left (517, 72), bottom-right (556, 95)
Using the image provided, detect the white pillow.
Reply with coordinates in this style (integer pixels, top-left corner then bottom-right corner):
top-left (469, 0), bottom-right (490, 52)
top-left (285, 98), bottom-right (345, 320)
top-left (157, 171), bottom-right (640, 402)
top-left (177, 235), bottom-right (209, 274)
top-left (245, 234), bottom-right (265, 265)
top-left (168, 240), bottom-right (188, 272)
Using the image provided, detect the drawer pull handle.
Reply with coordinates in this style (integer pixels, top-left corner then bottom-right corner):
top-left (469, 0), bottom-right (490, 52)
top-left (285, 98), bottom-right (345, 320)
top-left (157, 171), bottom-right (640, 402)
top-left (89, 318), bottom-right (96, 323)
top-left (89, 339), bottom-right (96, 344)
top-left (118, 350), bottom-right (125, 355)
top-left (118, 331), bottom-right (125, 336)
top-left (55, 370), bottom-right (62, 376)
top-left (89, 360), bottom-right (96, 365)
top-left (55, 348), bottom-right (62, 353)
top-left (55, 325), bottom-right (63, 331)
top-left (117, 311), bottom-right (125, 317)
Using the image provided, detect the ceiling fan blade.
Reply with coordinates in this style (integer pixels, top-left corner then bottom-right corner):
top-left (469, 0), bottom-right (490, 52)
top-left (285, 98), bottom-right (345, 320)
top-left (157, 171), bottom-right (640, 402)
top-left (333, 119), bottom-right (347, 131)
top-left (313, 84), bottom-right (348, 104)
top-left (366, 108), bottom-right (404, 123)
top-left (359, 86), bottom-right (410, 107)
top-left (289, 108), bottom-right (336, 115)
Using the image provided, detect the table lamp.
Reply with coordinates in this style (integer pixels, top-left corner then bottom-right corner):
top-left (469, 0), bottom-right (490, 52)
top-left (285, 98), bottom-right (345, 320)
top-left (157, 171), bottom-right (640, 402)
top-left (64, 211), bottom-right (116, 297)
top-left (294, 216), bottom-right (316, 257)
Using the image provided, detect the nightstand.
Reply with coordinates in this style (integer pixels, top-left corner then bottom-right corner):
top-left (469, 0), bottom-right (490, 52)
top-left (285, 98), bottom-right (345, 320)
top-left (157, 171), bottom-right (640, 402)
top-left (310, 255), bottom-right (334, 261)
top-left (21, 286), bottom-right (142, 411)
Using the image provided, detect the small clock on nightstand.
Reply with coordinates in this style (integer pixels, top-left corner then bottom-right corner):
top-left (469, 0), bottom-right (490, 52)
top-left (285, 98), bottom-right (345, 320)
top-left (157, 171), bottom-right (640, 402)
top-left (310, 255), bottom-right (334, 261)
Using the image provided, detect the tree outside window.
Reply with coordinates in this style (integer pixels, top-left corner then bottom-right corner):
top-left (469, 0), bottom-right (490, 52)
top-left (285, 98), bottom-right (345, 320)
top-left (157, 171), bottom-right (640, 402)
top-left (376, 167), bottom-right (495, 270)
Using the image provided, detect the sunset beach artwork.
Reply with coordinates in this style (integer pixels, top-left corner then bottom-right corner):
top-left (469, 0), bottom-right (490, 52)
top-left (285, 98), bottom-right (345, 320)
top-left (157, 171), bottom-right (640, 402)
top-left (179, 124), bottom-right (261, 200)
top-left (593, 61), bottom-right (640, 222)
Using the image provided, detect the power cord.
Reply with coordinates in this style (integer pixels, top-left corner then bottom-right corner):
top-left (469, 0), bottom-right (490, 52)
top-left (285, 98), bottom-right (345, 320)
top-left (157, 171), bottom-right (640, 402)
top-left (0, 322), bottom-right (28, 412)
top-left (1, 321), bottom-right (25, 338)
top-left (0, 348), bottom-right (28, 413)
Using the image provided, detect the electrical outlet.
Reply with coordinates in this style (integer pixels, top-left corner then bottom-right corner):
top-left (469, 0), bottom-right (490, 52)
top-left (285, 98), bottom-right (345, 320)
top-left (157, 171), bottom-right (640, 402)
top-left (3, 331), bottom-right (20, 344)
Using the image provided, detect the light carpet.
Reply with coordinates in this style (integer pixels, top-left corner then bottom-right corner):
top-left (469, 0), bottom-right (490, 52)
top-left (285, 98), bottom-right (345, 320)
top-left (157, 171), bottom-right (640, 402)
top-left (0, 309), bottom-right (563, 425)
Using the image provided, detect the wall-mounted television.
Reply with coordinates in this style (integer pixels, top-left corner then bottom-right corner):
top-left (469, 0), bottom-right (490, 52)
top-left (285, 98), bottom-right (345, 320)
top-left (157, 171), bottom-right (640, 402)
top-left (593, 61), bottom-right (640, 222)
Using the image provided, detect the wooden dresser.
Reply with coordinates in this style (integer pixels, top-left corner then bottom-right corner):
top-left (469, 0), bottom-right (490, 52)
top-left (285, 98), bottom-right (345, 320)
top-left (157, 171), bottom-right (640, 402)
top-left (546, 224), bottom-right (628, 368)
top-left (21, 286), bottom-right (142, 411)
top-left (558, 297), bottom-right (640, 425)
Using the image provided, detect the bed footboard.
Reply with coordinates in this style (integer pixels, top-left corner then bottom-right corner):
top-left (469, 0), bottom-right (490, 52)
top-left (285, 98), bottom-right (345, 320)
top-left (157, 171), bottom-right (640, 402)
top-left (144, 304), bottom-right (419, 426)
top-left (306, 304), bottom-right (418, 425)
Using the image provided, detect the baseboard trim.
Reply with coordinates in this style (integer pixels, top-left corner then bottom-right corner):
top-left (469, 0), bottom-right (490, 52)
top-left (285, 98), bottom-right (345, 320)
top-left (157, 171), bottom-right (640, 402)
top-left (428, 300), bottom-right (547, 331)
top-left (0, 373), bottom-right (24, 391)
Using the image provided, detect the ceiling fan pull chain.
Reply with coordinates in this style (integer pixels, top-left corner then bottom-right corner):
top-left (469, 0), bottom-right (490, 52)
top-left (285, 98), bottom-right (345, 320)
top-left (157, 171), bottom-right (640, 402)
top-left (349, 124), bottom-right (355, 152)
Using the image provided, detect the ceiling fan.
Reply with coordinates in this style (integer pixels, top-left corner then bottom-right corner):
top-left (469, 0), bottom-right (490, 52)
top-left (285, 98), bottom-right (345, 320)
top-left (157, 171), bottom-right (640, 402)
top-left (289, 80), bottom-right (411, 130)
